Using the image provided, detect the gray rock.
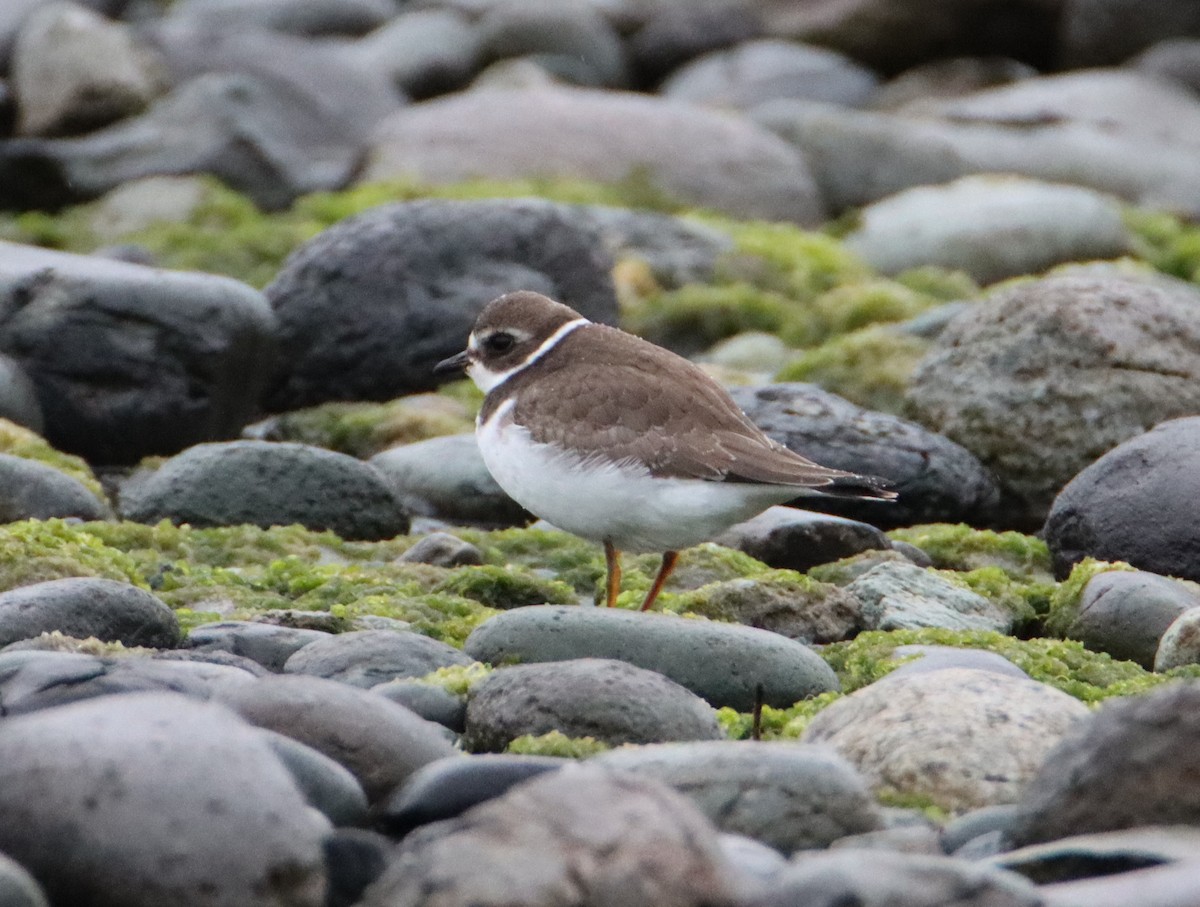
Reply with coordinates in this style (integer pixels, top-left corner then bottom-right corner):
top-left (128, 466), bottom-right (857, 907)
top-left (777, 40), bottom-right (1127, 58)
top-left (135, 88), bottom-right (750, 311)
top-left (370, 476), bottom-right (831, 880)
top-left (729, 383), bottom-right (999, 528)
top-left (0, 0), bottom-right (45, 74)
top-left (844, 176), bottom-right (1132, 284)
top-left (829, 824), bottom-right (943, 856)
top-left (870, 56), bottom-right (1037, 110)
top-left (662, 39), bottom-right (877, 111)
top-left (0, 242), bottom-right (277, 465)
top-left (167, 0), bottom-right (393, 36)
top-left (282, 629), bottom-right (471, 688)
top-left (1045, 417), bottom-right (1200, 581)
top-left (263, 198), bottom-right (617, 409)
top-left (887, 645), bottom-right (1028, 681)
top-left (476, 0), bottom-right (627, 87)
top-left (322, 829), bottom-right (391, 907)
top-left (1155, 607), bottom-right (1200, 671)
top-left (1059, 0), bottom-right (1200, 68)
top-left (12, 1), bottom-right (164, 137)
top-left (748, 849), bottom-right (1042, 907)
top-left (1131, 38), bottom-right (1200, 96)
top-left (149, 647), bottom-right (271, 676)
top-left (1036, 856), bottom-right (1200, 907)
top-left (803, 668), bottom-right (1089, 813)
top-left (715, 506), bottom-right (891, 573)
top-left (0, 577), bottom-right (178, 648)
top-left (997, 826), bottom-right (1200, 884)
top-left (0, 355), bottom-right (42, 432)
top-left (376, 753), bottom-right (563, 836)
top-left (185, 620), bottom-right (331, 672)
top-left (398, 532), bottom-right (484, 567)
top-left (847, 561), bottom-right (1014, 633)
top-left (120, 440), bottom-right (410, 541)
top-left (360, 764), bottom-right (740, 907)
top-left (1010, 680), bottom-right (1200, 845)
top-left (349, 9), bottom-right (481, 98)
top-left (627, 2), bottom-right (763, 86)
top-left (214, 673), bottom-right (458, 802)
top-left (0, 650), bottom-right (257, 714)
top-left (261, 729), bottom-right (369, 827)
top-left (372, 679), bottom-right (467, 732)
top-left (0, 852), bottom-right (48, 907)
top-left (907, 276), bottom-right (1200, 529)
top-left (86, 175), bottom-right (208, 242)
top-left (371, 434), bottom-right (527, 525)
top-left (361, 85), bottom-right (825, 224)
top-left (593, 741), bottom-right (882, 854)
top-left (940, 804), bottom-right (1021, 855)
top-left (463, 657), bottom-right (724, 751)
top-left (717, 833), bottom-right (786, 901)
top-left (0, 454), bottom-right (109, 522)
top-left (0, 692), bottom-right (329, 907)
top-left (464, 605), bottom-right (839, 710)
top-left (1064, 571), bottom-right (1200, 668)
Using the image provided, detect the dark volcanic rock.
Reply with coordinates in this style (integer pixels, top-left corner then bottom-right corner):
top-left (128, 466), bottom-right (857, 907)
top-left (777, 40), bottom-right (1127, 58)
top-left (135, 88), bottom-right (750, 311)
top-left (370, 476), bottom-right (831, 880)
top-left (120, 440), bottom-right (410, 541)
top-left (0, 453), bottom-right (110, 522)
top-left (185, 620), bottom-right (331, 672)
top-left (730, 383), bottom-right (999, 528)
top-left (282, 629), bottom-right (472, 688)
top-left (0, 577), bottom-right (179, 649)
top-left (0, 242), bottom-right (277, 465)
top-left (1044, 417), bottom-right (1200, 582)
top-left (715, 507), bottom-right (891, 573)
top-left (263, 198), bottom-right (617, 410)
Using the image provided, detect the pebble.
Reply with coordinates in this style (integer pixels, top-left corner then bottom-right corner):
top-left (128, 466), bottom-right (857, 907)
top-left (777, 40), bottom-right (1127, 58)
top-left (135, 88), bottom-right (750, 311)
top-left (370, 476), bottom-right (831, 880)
top-left (1154, 607), bottom-right (1200, 671)
top-left (348, 9), bottom-right (480, 99)
top-left (0, 576), bottom-right (178, 649)
top-left (0, 453), bottom-right (110, 522)
top-left (464, 605), bottom-right (840, 710)
top-left (847, 560), bottom-right (1014, 633)
top-left (371, 679), bottom-right (467, 732)
top-left (261, 728), bottom-right (370, 827)
top-left (185, 620), bottom-right (331, 672)
top-left (282, 628), bottom-right (471, 688)
top-left (802, 667), bottom-right (1090, 813)
top-left (463, 657), bottom-right (724, 751)
top-left (398, 532), bottom-right (485, 567)
top-left (714, 506), bottom-right (892, 573)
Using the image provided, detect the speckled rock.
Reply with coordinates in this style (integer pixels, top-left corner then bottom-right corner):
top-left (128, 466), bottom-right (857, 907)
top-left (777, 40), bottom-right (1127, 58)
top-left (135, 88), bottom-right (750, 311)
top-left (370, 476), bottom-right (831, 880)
top-left (360, 764), bottom-right (740, 907)
top-left (0, 692), bottom-right (329, 907)
top-left (0, 577), bottom-right (178, 649)
top-left (120, 440), bottom-right (410, 541)
top-left (0, 453), bottom-right (109, 522)
top-left (846, 561), bottom-right (1014, 633)
top-left (715, 507), bottom-right (891, 573)
top-left (803, 668), bottom-right (1090, 813)
top-left (593, 741), bottom-right (882, 854)
top-left (464, 605), bottom-right (839, 710)
top-left (185, 620), bottom-right (331, 672)
top-left (463, 657), bottom-right (723, 751)
top-left (282, 629), bottom-right (472, 688)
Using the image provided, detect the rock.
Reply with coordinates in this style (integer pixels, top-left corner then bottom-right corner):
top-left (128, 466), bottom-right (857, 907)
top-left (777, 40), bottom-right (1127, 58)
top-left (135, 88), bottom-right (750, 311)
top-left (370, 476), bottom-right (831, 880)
top-left (475, 0), bottom-right (627, 87)
top-left (1028, 855), bottom-right (1200, 907)
top-left (463, 657), bottom-right (724, 751)
top-left (747, 849), bottom-right (1042, 907)
top-left (870, 56), bottom-right (1037, 110)
top-left (360, 764), bottom-right (740, 907)
top-left (371, 434), bottom-right (528, 526)
top-left (998, 826), bottom-right (1200, 884)
top-left (150, 647), bottom-right (271, 676)
top-left (214, 673), bottom-right (459, 802)
top-left (185, 620), bottom-right (330, 672)
top-left (1010, 680), bottom-right (1200, 845)
top-left (372, 679), bottom-right (467, 732)
top-left (262, 729), bottom-right (369, 827)
top-left (167, 0), bottom-right (394, 36)
top-left (322, 829), bottom-right (391, 907)
top-left (1155, 608), bottom-right (1200, 671)
top-left (0, 355), bottom-right (42, 432)
top-left (0, 692), bottom-right (329, 907)
top-left (0, 242), bottom-right (277, 465)
top-left (376, 753), bottom-right (563, 836)
top-left (120, 440), bottom-right (410, 541)
top-left (1044, 417), bottom-right (1200, 581)
top-left (802, 667), bottom-right (1089, 813)
top-left (1060, 571), bottom-right (1200, 668)
top-left (282, 629), bottom-right (472, 688)
top-left (678, 572), bottom-right (864, 643)
top-left (398, 532), bottom-right (484, 567)
top-left (887, 645), bottom-right (1028, 681)
top-left (464, 605), bottom-right (839, 710)
top-left (940, 804), bottom-right (1021, 855)
top-left (661, 39), bottom-right (878, 110)
top-left (627, 3), bottom-right (763, 86)
top-left (729, 383), bottom-right (1000, 528)
top-left (349, 9), bottom-right (481, 98)
top-left (1130, 38), bottom-right (1200, 96)
top-left (86, 174), bottom-right (208, 242)
top-left (906, 276), bottom-right (1200, 529)
top-left (847, 561), bottom-right (1013, 633)
top-left (1059, 0), bottom-right (1200, 68)
top-left (0, 577), bottom-right (178, 649)
top-left (717, 834), bottom-right (786, 899)
top-left (844, 176), bottom-right (1132, 284)
top-left (715, 506), bottom-right (891, 573)
top-left (361, 85), bottom-right (824, 224)
top-left (12, 1), bottom-right (164, 137)
top-left (0, 453), bottom-right (109, 522)
top-left (0, 650), bottom-right (257, 714)
top-left (593, 741), bottom-right (882, 854)
top-left (263, 198), bottom-right (617, 409)
top-left (0, 852), bottom-right (47, 907)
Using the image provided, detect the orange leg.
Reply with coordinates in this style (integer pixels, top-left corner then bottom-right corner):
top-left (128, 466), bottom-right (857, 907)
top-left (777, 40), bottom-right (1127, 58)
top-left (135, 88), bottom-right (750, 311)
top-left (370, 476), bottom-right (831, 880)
top-left (640, 550), bottom-right (680, 612)
top-left (604, 540), bottom-right (622, 608)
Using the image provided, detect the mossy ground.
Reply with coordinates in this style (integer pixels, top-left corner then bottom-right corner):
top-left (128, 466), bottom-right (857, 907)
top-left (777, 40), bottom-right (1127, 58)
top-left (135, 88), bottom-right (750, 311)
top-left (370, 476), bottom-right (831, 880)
top-left (0, 419), bottom-right (107, 500)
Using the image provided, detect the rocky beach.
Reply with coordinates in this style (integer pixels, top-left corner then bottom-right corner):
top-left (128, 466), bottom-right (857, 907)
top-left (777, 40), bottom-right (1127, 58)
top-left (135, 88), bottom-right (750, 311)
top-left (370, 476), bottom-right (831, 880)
top-left (3, 0), bottom-right (1200, 905)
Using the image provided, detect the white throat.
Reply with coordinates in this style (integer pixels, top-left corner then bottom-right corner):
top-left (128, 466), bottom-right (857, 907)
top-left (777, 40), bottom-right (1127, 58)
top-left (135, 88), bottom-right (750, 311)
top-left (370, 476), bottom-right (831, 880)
top-left (467, 317), bottom-right (589, 394)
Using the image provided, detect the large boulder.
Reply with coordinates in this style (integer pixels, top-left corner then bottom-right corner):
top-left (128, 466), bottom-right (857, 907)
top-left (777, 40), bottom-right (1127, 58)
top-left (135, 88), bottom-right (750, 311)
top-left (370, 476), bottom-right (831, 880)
top-left (905, 275), bottom-right (1200, 529)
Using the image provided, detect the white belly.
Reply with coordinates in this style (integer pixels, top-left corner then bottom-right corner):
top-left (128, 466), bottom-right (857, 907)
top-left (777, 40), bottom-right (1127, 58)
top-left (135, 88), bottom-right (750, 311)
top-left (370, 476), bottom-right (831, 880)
top-left (477, 402), bottom-right (798, 552)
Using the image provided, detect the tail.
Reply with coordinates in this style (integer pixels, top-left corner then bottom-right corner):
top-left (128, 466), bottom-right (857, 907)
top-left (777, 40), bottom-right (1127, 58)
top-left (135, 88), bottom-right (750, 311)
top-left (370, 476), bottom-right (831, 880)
top-left (821, 473), bottom-right (898, 502)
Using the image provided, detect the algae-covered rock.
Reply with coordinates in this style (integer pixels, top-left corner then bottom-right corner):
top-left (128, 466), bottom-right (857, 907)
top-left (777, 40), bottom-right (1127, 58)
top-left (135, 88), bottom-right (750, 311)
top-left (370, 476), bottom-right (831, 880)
top-left (888, 524), bottom-right (1051, 581)
top-left (0, 419), bottom-right (104, 500)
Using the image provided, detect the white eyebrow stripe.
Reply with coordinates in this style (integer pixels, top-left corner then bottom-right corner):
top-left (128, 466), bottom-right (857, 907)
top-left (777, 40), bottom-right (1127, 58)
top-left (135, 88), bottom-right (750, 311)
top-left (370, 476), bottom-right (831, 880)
top-left (470, 317), bottom-right (589, 392)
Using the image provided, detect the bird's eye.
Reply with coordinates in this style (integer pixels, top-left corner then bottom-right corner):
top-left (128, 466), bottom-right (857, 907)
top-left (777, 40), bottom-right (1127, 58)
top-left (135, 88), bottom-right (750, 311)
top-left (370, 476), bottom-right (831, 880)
top-left (485, 332), bottom-right (515, 353)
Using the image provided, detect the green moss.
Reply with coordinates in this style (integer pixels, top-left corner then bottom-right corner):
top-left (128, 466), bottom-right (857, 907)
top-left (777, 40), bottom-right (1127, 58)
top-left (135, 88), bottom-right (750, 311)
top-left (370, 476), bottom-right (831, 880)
top-left (888, 524), bottom-right (1052, 581)
top-left (806, 279), bottom-right (940, 342)
top-left (418, 661), bottom-right (493, 696)
top-left (461, 527), bottom-right (606, 596)
top-left (893, 266), bottom-right (981, 303)
top-left (874, 791), bottom-right (952, 825)
top-left (717, 690), bottom-right (844, 740)
top-left (6, 631), bottom-right (152, 656)
top-left (257, 394), bottom-right (476, 458)
top-left (0, 519), bottom-right (143, 590)
top-left (0, 420), bottom-right (106, 500)
top-left (433, 564), bottom-right (576, 610)
top-left (1124, 207), bottom-right (1200, 283)
top-left (1044, 558), bottom-right (1139, 638)
top-left (950, 565), bottom-right (1053, 628)
top-left (774, 325), bottom-right (931, 414)
top-left (505, 731), bottom-right (611, 758)
top-left (706, 219), bottom-right (871, 299)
